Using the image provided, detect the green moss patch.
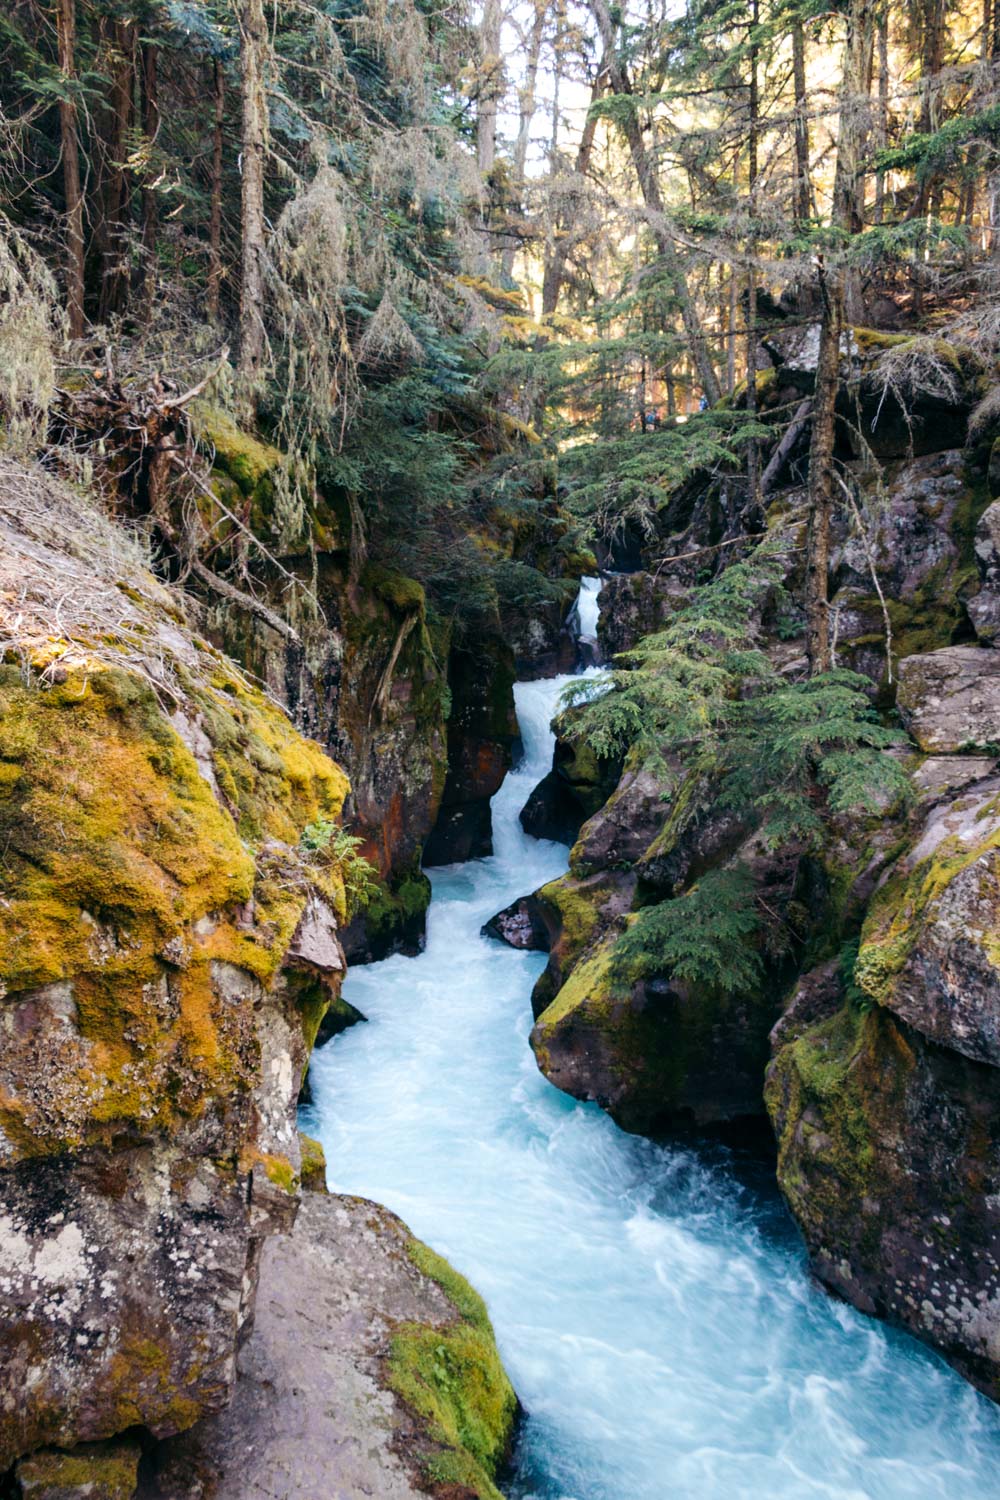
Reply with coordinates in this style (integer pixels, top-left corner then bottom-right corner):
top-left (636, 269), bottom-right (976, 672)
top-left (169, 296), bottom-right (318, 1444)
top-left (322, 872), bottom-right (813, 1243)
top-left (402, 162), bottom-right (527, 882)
top-left (387, 1237), bottom-right (517, 1500)
top-left (0, 655), bottom-right (351, 1158)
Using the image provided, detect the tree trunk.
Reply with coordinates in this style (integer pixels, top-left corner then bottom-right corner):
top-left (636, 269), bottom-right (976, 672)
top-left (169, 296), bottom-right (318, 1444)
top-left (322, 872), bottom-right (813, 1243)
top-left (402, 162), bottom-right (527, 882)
top-left (832, 0), bottom-right (875, 322)
top-left (805, 266), bottom-right (842, 674)
top-left (588, 0), bottom-right (720, 405)
top-left (914, 0), bottom-right (945, 216)
top-left (477, 0), bottom-right (503, 177)
top-left (873, 12), bottom-right (888, 224)
top-left (501, 0), bottom-right (547, 279)
top-left (805, 0), bottom-right (874, 673)
top-left (56, 0), bottom-right (85, 338)
top-left (727, 269), bottom-right (737, 392)
top-left (208, 59), bottom-right (225, 321)
top-left (141, 41), bottom-right (160, 304)
top-left (745, 0), bottom-right (760, 516)
top-left (541, 63), bottom-right (602, 316)
top-left (96, 15), bottom-right (136, 322)
top-left (792, 17), bottom-right (810, 225)
top-left (239, 0), bottom-right (268, 393)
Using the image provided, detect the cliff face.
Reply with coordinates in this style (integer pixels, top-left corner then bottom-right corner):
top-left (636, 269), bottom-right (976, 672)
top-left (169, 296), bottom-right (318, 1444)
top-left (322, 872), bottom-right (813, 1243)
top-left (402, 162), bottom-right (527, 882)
top-left (0, 460), bottom-right (352, 1471)
top-left (510, 330), bottom-right (1000, 1398)
top-left (191, 410), bottom-right (583, 961)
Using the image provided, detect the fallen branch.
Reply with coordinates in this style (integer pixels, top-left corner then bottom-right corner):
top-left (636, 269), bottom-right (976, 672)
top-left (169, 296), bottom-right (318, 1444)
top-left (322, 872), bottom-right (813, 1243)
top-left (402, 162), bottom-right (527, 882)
top-left (761, 397), bottom-right (813, 496)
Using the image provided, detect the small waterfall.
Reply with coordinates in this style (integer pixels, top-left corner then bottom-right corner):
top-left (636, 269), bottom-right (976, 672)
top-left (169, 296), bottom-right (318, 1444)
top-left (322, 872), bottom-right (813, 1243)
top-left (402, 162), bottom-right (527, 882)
top-left (567, 574), bottom-right (602, 668)
top-left (304, 577), bottom-right (1000, 1500)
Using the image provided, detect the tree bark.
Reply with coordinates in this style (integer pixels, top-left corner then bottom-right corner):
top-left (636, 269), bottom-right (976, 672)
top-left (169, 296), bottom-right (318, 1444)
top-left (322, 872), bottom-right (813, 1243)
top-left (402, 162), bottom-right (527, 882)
top-left (745, 0), bottom-right (760, 515)
top-left (761, 397), bottom-right (812, 495)
top-left (141, 41), bottom-right (160, 304)
top-left (805, 267), bottom-right (842, 674)
top-left (238, 0), bottom-right (268, 393)
top-left (873, 11), bottom-right (888, 224)
top-left (805, 0), bottom-right (873, 673)
top-left (96, 15), bottom-right (136, 322)
top-left (541, 62), bottom-right (603, 316)
top-left (501, 0), bottom-right (547, 279)
top-left (208, 59), bottom-right (225, 320)
top-left (832, 0), bottom-right (875, 322)
top-left (792, 17), bottom-right (810, 225)
top-left (477, 0), bottom-right (503, 177)
top-left (56, 0), bottom-right (85, 338)
top-left (588, 0), bottom-right (720, 405)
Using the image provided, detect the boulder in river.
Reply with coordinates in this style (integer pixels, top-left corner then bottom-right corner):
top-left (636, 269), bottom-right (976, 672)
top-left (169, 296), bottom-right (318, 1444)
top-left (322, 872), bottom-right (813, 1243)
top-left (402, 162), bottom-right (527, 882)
top-left (483, 894), bottom-right (549, 950)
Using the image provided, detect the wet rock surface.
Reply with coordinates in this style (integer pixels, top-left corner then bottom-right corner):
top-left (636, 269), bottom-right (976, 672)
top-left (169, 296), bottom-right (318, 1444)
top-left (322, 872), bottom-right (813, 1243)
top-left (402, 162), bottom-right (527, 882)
top-left (483, 895), bottom-right (549, 950)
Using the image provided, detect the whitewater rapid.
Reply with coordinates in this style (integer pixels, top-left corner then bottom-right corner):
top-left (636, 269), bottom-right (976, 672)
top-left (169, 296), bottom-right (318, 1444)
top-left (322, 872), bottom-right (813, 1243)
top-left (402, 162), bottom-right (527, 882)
top-left (304, 583), bottom-right (1000, 1500)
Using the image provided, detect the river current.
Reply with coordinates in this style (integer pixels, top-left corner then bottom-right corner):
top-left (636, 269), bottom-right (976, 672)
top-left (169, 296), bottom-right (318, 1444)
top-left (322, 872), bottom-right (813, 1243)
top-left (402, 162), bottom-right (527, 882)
top-left (304, 582), bottom-right (1000, 1500)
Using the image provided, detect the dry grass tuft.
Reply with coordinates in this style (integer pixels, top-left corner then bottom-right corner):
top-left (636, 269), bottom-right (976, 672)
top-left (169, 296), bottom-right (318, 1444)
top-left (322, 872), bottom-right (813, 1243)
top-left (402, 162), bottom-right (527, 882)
top-left (0, 456), bottom-right (206, 699)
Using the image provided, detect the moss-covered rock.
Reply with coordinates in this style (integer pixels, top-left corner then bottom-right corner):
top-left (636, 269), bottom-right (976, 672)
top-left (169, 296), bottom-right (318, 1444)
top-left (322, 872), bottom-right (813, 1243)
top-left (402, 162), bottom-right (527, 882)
top-left (387, 1237), bottom-right (517, 1500)
top-left (297, 1131), bottom-right (329, 1194)
top-left (529, 870), bottom-right (633, 1017)
top-left (854, 769), bottom-right (1000, 1063)
top-left (767, 1002), bottom-right (1000, 1400)
top-left (0, 460), bottom-right (353, 1471)
top-left (531, 930), bottom-right (782, 1133)
top-left (16, 1437), bottom-right (141, 1499)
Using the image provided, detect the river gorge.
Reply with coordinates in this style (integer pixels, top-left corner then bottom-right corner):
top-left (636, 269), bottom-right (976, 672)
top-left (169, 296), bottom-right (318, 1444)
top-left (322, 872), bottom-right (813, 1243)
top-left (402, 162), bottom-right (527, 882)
top-left (304, 584), bottom-right (1000, 1500)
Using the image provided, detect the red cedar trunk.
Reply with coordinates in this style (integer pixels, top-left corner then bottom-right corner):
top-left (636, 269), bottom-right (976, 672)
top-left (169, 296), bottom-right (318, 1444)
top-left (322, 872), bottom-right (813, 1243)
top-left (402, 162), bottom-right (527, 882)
top-left (805, 268), bottom-right (843, 674)
top-left (792, 18), bottom-right (810, 225)
top-left (208, 59), bottom-right (225, 320)
top-left (745, 0), bottom-right (760, 515)
top-left (97, 16), bottom-right (136, 322)
top-left (56, 0), bottom-right (85, 338)
top-left (873, 12), bottom-right (888, 225)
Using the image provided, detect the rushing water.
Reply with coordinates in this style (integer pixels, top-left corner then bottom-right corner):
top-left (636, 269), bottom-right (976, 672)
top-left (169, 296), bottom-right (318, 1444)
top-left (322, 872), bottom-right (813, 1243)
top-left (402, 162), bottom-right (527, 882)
top-left (572, 574), bottom-right (602, 641)
top-left (304, 584), bottom-right (1000, 1500)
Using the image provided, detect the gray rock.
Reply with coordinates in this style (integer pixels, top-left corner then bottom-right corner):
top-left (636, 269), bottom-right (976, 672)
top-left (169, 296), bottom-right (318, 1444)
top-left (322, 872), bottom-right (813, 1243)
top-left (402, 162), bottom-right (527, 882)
top-left (770, 960), bottom-right (844, 1052)
top-left (833, 450), bottom-right (965, 604)
top-left (762, 323), bottom-right (861, 386)
top-left (483, 896), bottom-right (549, 950)
top-left (897, 645), bottom-right (1000, 751)
top-left (968, 499), bottom-right (1000, 643)
top-left (138, 1194), bottom-right (516, 1500)
top-left (858, 773), bottom-right (1000, 1066)
top-left (572, 763), bottom-right (672, 875)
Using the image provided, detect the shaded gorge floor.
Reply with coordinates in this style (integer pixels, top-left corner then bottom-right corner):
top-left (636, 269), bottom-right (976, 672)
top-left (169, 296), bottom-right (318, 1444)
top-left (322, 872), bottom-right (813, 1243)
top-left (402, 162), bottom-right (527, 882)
top-left (303, 667), bottom-right (1000, 1500)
